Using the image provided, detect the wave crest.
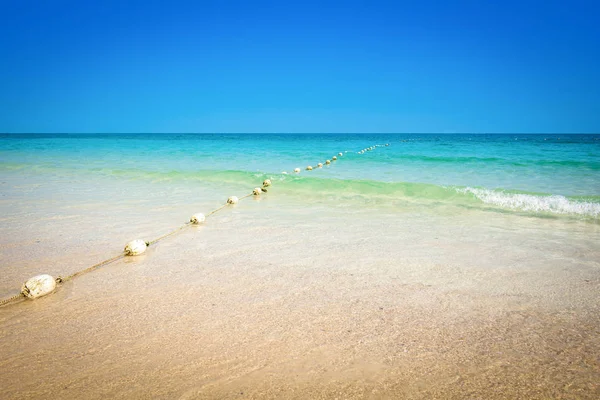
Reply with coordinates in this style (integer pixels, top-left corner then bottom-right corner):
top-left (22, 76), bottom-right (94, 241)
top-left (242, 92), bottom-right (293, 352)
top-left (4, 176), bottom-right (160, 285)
top-left (457, 187), bottom-right (600, 217)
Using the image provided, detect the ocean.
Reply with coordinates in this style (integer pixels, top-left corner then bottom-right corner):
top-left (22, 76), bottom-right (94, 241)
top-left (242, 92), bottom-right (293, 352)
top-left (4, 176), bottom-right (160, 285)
top-left (1, 133), bottom-right (599, 398)
top-left (2, 133), bottom-right (599, 218)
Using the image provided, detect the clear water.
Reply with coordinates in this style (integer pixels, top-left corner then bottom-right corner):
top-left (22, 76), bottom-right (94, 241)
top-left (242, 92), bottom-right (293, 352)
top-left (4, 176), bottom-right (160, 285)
top-left (1, 133), bottom-right (599, 219)
top-left (1, 133), bottom-right (600, 398)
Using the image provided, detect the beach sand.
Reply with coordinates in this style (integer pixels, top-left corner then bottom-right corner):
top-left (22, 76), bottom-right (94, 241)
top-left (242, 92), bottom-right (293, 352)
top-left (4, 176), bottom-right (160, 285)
top-left (1, 174), bottom-right (599, 399)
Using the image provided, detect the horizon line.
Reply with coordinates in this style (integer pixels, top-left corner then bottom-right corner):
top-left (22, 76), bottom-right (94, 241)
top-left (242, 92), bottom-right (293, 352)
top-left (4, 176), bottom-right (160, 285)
top-left (2, 132), bottom-right (599, 135)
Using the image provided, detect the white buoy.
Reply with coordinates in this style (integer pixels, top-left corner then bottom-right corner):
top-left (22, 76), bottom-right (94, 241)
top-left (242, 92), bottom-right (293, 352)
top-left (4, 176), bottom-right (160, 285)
top-left (385, 143), bottom-right (390, 146)
top-left (190, 213), bottom-right (205, 224)
top-left (332, 156), bottom-right (337, 161)
top-left (282, 171), bottom-right (288, 174)
top-left (263, 179), bottom-right (272, 186)
top-left (253, 187), bottom-right (262, 196)
top-left (306, 166), bottom-right (313, 170)
top-left (124, 239), bottom-right (147, 256)
top-left (325, 160), bottom-right (331, 165)
top-left (317, 163), bottom-right (323, 168)
top-left (21, 274), bottom-right (57, 299)
top-left (227, 196), bottom-right (239, 204)
top-left (294, 168), bottom-right (301, 173)
top-left (338, 152), bottom-right (343, 156)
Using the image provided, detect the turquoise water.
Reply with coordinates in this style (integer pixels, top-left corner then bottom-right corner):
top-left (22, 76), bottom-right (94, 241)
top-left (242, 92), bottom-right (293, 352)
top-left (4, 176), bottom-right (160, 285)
top-left (1, 133), bottom-right (599, 219)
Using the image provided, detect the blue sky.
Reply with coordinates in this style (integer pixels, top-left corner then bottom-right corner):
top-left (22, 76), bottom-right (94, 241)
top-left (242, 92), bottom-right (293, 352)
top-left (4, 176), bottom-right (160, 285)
top-left (1, 0), bottom-right (599, 133)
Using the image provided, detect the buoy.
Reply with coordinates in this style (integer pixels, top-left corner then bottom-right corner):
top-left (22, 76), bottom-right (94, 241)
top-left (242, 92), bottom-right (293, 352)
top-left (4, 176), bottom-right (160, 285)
top-left (338, 152), bottom-right (343, 156)
top-left (21, 274), bottom-right (57, 299)
top-left (325, 160), bottom-right (331, 165)
top-left (253, 187), bottom-right (262, 196)
top-left (306, 166), bottom-right (313, 170)
top-left (263, 179), bottom-right (272, 186)
top-left (332, 156), bottom-right (337, 161)
top-left (317, 163), bottom-right (323, 168)
top-left (385, 143), bottom-right (390, 146)
top-left (294, 168), bottom-right (300, 173)
top-left (227, 196), bottom-right (239, 204)
top-left (190, 213), bottom-right (205, 224)
top-left (125, 239), bottom-right (147, 256)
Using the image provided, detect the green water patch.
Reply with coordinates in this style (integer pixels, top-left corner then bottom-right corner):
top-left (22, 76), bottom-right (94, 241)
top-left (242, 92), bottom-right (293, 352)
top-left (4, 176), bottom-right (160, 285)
top-left (2, 164), bottom-right (598, 220)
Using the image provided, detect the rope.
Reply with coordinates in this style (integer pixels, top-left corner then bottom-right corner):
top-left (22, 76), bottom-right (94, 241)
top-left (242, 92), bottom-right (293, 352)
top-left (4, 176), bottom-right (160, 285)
top-left (147, 222), bottom-right (191, 246)
top-left (0, 293), bottom-right (25, 307)
top-left (61, 253), bottom-right (126, 282)
top-left (206, 204), bottom-right (227, 217)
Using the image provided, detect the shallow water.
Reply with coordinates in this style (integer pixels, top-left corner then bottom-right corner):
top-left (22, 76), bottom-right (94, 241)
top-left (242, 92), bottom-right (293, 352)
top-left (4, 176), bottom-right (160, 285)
top-left (0, 134), bottom-right (599, 398)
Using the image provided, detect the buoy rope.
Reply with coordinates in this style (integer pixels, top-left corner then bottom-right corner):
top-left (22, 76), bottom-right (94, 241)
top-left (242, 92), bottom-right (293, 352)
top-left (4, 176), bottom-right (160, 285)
top-left (147, 223), bottom-right (191, 246)
top-left (0, 293), bottom-right (25, 307)
top-left (1, 143), bottom-right (390, 306)
top-left (148, 190), bottom-right (256, 246)
top-left (59, 194), bottom-right (255, 282)
top-left (206, 204), bottom-right (227, 217)
top-left (0, 190), bottom-right (260, 306)
top-left (61, 253), bottom-right (126, 282)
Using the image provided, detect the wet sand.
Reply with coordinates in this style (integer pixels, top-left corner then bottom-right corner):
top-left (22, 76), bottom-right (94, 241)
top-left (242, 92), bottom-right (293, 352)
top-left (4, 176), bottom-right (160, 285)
top-left (1, 176), bottom-right (599, 399)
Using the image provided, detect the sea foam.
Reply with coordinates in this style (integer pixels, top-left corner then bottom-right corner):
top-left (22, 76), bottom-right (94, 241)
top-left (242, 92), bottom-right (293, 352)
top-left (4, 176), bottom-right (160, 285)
top-left (457, 187), bottom-right (600, 217)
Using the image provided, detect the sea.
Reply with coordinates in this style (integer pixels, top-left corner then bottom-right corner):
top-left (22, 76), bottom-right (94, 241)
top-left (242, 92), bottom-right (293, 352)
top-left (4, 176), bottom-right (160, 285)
top-left (1, 133), bottom-right (599, 398)
top-left (1, 133), bottom-right (599, 218)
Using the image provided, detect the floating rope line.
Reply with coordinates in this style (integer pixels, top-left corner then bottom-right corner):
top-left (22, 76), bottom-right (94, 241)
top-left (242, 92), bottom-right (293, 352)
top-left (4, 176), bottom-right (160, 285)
top-left (288, 144), bottom-right (390, 175)
top-left (0, 144), bottom-right (389, 307)
top-left (206, 204), bottom-right (227, 217)
top-left (147, 224), bottom-right (191, 246)
top-left (0, 293), bottom-right (25, 307)
top-left (62, 254), bottom-right (126, 282)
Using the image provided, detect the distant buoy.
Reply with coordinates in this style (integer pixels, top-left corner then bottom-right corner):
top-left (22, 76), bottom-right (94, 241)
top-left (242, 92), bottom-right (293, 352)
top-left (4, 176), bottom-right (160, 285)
top-left (338, 152), bottom-right (343, 156)
top-left (317, 163), bottom-right (323, 168)
top-left (125, 239), bottom-right (147, 256)
top-left (190, 213), bottom-right (205, 224)
top-left (263, 179), bottom-right (272, 187)
top-left (253, 187), bottom-right (262, 196)
top-left (385, 143), bottom-right (390, 146)
top-left (294, 168), bottom-right (301, 173)
top-left (227, 196), bottom-right (239, 204)
top-left (332, 156), bottom-right (337, 161)
top-left (21, 274), bottom-right (57, 299)
top-left (325, 160), bottom-right (331, 165)
top-left (306, 166), bottom-right (313, 170)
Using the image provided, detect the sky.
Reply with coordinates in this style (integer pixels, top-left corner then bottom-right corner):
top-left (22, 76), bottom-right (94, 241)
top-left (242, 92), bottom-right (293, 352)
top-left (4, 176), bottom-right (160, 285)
top-left (0, 0), bottom-right (599, 133)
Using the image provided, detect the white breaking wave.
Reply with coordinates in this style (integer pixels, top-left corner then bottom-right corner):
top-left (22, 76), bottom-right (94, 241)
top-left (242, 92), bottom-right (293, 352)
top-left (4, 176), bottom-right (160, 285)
top-left (456, 187), bottom-right (600, 217)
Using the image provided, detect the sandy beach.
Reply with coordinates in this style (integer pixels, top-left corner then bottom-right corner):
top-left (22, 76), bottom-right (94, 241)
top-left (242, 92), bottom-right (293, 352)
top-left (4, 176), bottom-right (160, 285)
top-left (2, 0), bottom-right (600, 394)
top-left (1, 172), bottom-right (599, 399)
